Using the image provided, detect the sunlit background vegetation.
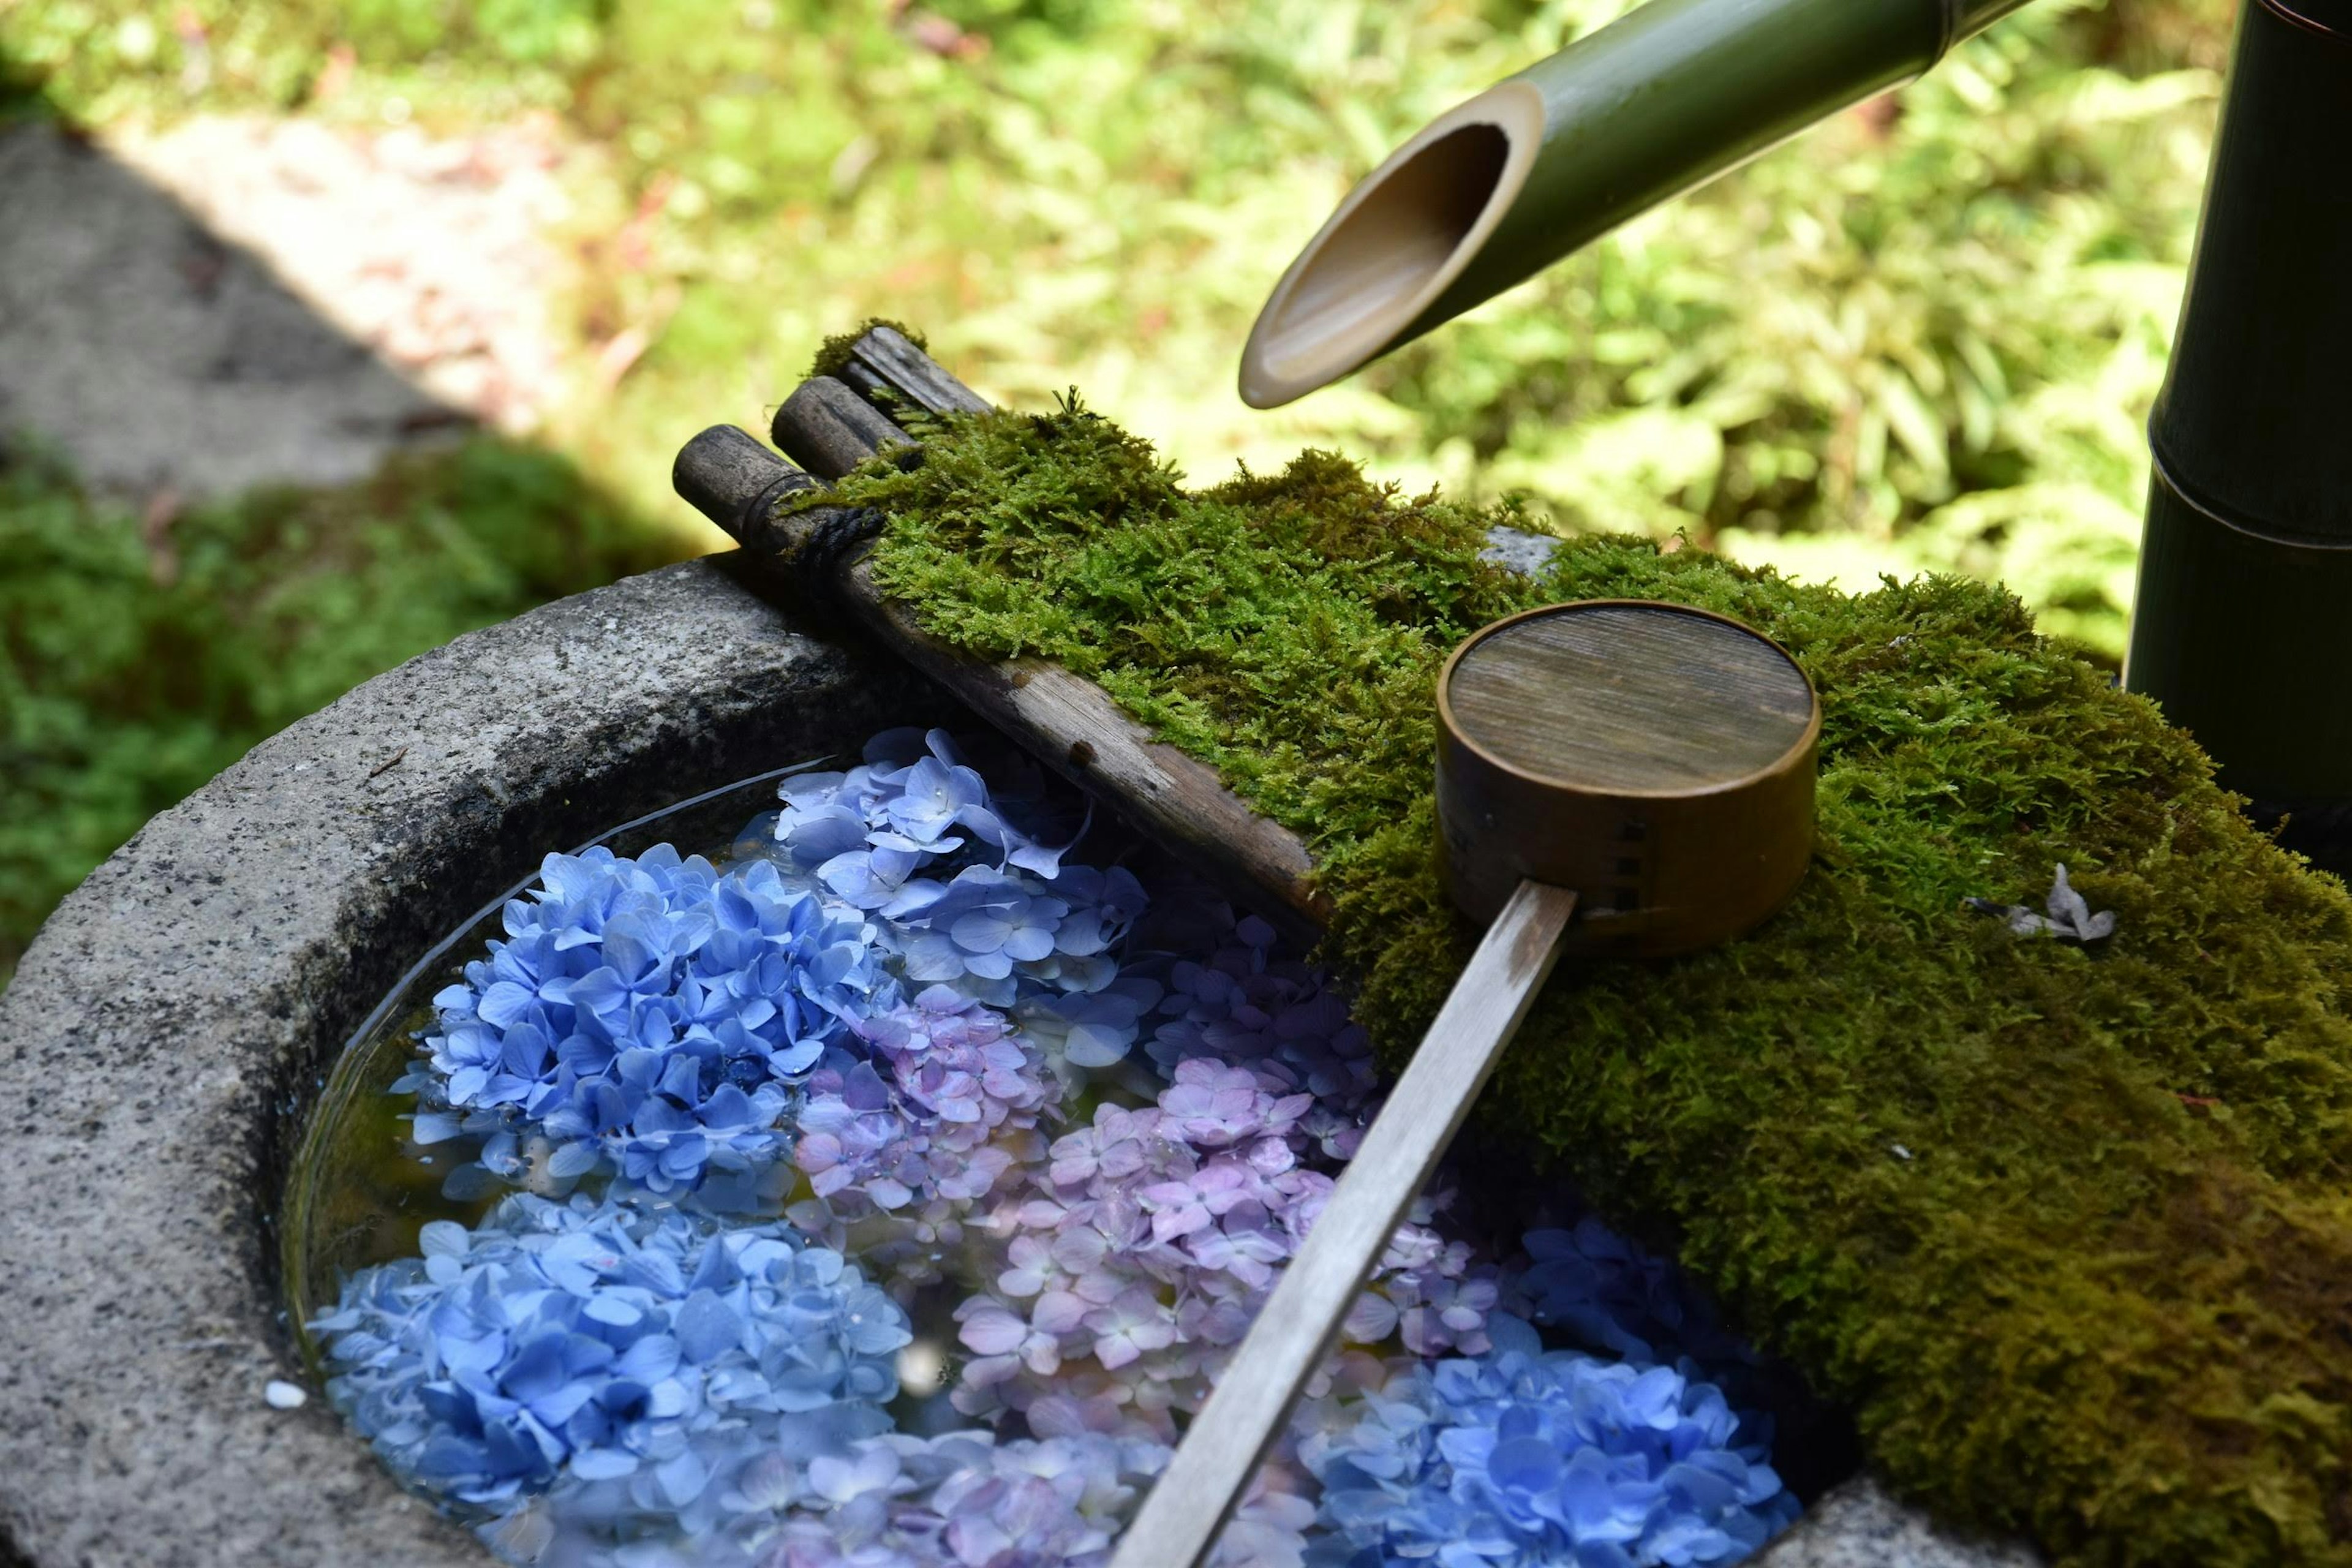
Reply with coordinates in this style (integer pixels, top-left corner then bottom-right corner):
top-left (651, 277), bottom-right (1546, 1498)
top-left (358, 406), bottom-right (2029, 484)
top-left (0, 0), bottom-right (2233, 979)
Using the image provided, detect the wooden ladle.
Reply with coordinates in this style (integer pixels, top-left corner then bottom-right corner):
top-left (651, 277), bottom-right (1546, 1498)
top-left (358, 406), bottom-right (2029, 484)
top-left (1109, 600), bottom-right (1820, 1568)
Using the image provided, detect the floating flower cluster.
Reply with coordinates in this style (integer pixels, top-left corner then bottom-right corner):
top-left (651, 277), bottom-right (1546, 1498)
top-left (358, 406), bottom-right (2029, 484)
top-left (1513, 1219), bottom-right (1761, 1376)
top-left (797, 986), bottom-right (1057, 1216)
top-left (1139, 910), bottom-right (1378, 1160)
top-left (786, 984), bottom-right (1063, 1292)
top-left (753, 1430), bottom-right (1311, 1568)
top-left (317, 726), bottom-right (1800, 1568)
top-left (761, 731), bottom-right (1150, 1039)
top-left (1300, 1319), bottom-right (1797, 1568)
top-left (413, 846), bottom-right (894, 1199)
top-left (949, 1050), bottom-right (1496, 1441)
top-left (315, 1193), bottom-right (909, 1549)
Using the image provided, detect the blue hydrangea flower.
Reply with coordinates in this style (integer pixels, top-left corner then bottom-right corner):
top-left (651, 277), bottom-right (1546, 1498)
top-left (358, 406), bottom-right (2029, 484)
top-left (1025, 976), bottom-right (1166, 1070)
top-left (415, 847), bottom-right (895, 1197)
top-left (756, 730), bottom-right (1148, 1034)
top-left (313, 1192), bottom-right (911, 1542)
top-left (1510, 1219), bottom-right (1762, 1376)
top-left (1297, 1318), bottom-right (1798, 1568)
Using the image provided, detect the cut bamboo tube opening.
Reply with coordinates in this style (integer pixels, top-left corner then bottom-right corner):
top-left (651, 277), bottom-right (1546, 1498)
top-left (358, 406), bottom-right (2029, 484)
top-left (1238, 0), bottom-right (2036, 408)
top-left (1240, 92), bottom-right (1541, 410)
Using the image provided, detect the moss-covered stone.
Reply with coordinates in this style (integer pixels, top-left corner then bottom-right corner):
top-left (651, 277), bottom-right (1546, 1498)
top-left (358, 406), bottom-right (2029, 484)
top-left (802, 399), bottom-right (2352, 1567)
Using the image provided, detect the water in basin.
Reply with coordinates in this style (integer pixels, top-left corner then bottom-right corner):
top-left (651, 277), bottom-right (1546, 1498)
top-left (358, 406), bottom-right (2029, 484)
top-left (284, 725), bottom-right (1816, 1568)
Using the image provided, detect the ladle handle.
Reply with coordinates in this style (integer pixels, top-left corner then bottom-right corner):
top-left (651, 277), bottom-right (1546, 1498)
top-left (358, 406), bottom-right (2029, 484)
top-left (1109, 878), bottom-right (1579, 1568)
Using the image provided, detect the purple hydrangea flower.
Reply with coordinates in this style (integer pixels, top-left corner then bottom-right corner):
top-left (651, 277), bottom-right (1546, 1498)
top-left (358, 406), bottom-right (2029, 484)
top-left (948, 1059), bottom-right (1495, 1440)
top-left (1140, 909), bottom-right (1377, 1158)
top-left (786, 986), bottom-right (1062, 1291)
top-left (755, 1430), bottom-right (1310, 1568)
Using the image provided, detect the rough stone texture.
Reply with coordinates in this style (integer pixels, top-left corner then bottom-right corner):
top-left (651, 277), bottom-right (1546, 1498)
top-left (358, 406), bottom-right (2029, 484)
top-left (0, 547), bottom-right (2030, 1567)
top-left (107, 115), bottom-right (575, 435)
top-left (0, 556), bottom-right (933, 1568)
top-left (1762, 1479), bottom-right (2041, 1568)
top-left (1477, 522), bottom-right (1563, 578)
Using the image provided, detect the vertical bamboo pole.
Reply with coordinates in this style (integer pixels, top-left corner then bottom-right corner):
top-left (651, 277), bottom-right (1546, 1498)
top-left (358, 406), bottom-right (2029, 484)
top-left (2125, 0), bottom-right (2352, 864)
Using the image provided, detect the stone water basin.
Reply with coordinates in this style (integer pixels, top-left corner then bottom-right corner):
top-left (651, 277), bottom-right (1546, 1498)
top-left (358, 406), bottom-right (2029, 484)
top-left (0, 556), bottom-right (2030, 1568)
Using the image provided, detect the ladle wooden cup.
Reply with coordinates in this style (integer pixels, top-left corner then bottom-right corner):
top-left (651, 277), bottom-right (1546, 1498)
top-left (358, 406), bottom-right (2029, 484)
top-left (1110, 600), bottom-right (1820, 1568)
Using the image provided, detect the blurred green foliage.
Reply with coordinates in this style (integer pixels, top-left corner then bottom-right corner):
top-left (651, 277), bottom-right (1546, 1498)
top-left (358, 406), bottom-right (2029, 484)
top-left (0, 0), bottom-right (2233, 965)
top-left (0, 439), bottom-right (668, 980)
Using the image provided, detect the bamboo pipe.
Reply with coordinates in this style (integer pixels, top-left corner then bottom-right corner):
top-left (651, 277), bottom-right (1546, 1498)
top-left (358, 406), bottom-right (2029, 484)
top-left (1238, 0), bottom-right (2034, 407)
top-left (2124, 0), bottom-right (2352, 858)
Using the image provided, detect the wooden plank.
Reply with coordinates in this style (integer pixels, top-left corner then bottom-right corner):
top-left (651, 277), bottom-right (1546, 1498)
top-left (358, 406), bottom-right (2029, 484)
top-left (1106, 880), bottom-right (1580, 1568)
top-left (671, 401), bottom-right (1330, 938)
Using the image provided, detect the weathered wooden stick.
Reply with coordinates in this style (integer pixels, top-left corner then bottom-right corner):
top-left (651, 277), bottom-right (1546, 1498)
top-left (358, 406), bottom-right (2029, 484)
top-left (671, 424), bottom-right (820, 546)
top-left (1110, 880), bottom-right (1579, 1568)
top-left (771, 377), bottom-right (910, 481)
top-left (674, 337), bottom-right (1328, 941)
top-left (835, 323), bottom-right (993, 418)
top-left (835, 361), bottom-right (897, 410)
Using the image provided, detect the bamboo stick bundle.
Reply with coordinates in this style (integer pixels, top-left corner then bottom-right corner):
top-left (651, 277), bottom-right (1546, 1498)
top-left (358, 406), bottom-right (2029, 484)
top-left (671, 328), bottom-right (1327, 946)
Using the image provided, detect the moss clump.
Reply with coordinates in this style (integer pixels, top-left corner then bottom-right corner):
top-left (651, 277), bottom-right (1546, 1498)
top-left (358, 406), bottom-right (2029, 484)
top-left (807, 318), bottom-right (932, 383)
top-left (812, 400), bottom-right (2352, 1567)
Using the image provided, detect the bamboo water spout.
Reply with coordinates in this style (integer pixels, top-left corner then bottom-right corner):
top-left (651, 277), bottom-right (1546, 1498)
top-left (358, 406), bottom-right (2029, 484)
top-left (1238, 0), bottom-right (2032, 407)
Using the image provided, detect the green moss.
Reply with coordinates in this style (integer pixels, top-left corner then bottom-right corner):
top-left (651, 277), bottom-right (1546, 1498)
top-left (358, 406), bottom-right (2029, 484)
top-left (805, 400), bottom-right (2352, 1566)
top-left (807, 318), bottom-right (931, 385)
